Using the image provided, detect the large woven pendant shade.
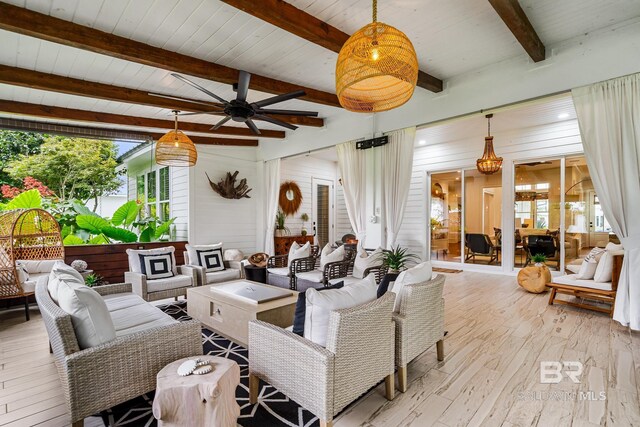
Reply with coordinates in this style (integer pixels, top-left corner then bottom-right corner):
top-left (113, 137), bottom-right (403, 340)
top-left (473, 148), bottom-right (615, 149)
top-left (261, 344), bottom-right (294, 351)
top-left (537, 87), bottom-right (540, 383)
top-left (476, 114), bottom-right (503, 175)
top-left (156, 111), bottom-right (197, 167)
top-left (336, 0), bottom-right (418, 113)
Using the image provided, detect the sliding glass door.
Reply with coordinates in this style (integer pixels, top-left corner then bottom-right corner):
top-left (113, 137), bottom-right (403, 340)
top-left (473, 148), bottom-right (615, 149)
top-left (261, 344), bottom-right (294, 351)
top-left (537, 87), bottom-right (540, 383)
top-left (429, 171), bottom-right (462, 262)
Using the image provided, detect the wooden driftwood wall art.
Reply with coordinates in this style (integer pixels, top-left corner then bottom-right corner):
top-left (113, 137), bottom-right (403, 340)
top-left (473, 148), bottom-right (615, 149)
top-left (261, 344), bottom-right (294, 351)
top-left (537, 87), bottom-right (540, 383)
top-left (206, 171), bottom-right (252, 199)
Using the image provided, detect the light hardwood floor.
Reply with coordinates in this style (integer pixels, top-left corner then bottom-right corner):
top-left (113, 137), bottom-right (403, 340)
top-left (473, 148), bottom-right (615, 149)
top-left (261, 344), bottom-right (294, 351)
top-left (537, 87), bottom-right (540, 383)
top-left (1, 271), bottom-right (639, 427)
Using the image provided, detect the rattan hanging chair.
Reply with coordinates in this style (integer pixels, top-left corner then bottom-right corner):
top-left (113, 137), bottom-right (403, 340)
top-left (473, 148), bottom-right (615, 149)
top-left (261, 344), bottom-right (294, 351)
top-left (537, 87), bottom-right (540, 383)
top-left (0, 209), bottom-right (64, 320)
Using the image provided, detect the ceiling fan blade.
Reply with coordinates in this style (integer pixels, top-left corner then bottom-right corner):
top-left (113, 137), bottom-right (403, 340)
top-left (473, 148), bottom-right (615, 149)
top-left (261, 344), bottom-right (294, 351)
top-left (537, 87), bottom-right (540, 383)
top-left (171, 73), bottom-right (230, 105)
top-left (256, 108), bottom-right (318, 117)
top-left (252, 90), bottom-right (306, 108)
top-left (254, 114), bottom-right (298, 131)
top-left (236, 70), bottom-right (251, 102)
top-left (176, 111), bottom-right (226, 116)
top-left (211, 116), bottom-right (232, 130)
top-left (245, 119), bottom-right (262, 135)
top-left (149, 92), bottom-right (224, 108)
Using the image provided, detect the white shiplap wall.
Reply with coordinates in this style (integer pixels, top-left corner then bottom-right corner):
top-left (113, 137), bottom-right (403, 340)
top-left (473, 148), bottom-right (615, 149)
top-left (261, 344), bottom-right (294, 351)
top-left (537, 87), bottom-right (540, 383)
top-left (397, 119), bottom-right (584, 268)
top-left (189, 146), bottom-right (259, 254)
top-left (280, 155), bottom-right (353, 245)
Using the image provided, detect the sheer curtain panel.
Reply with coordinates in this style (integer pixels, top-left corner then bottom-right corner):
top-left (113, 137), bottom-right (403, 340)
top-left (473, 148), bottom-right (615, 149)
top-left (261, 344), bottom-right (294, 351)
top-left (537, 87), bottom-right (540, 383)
top-left (263, 159), bottom-right (281, 255)
top-left (572, 73), bottom-right (640, 330)
top-left (337, 140), bottom-right (367, 247)
top-left (381, 127), bottom-right (416, 247)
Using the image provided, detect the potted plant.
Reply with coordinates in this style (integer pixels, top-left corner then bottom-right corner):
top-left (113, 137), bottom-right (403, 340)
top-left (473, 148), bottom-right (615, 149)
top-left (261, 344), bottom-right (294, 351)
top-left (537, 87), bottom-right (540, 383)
top-left (300, 213), bottom-right (309, 236)
top-left (274, 209), bottom-right (289, 237)
top-left (379, 245), bottom-right (421, 275)
top-left (531, 253), bottom-right (547, 267)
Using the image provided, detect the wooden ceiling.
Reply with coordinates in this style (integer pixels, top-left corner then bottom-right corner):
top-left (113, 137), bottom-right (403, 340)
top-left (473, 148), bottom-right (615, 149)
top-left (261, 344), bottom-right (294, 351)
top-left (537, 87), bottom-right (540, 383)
top-left (0, 0), bottom-right (637, 147)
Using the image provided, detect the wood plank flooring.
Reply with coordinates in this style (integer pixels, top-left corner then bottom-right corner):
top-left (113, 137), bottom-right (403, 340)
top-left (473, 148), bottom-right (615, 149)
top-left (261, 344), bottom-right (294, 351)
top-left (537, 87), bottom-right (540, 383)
top-left (0, 271), bottom-right (638, 427)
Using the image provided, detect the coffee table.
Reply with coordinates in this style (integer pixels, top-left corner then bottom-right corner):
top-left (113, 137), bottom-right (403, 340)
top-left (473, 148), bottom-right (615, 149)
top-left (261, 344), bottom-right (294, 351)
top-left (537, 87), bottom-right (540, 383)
top-left (187, 280), bottom-right (299, 347)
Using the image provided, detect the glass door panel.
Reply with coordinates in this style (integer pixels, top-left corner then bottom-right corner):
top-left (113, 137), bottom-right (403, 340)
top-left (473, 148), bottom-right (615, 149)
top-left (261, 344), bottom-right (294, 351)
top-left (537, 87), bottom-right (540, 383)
top-left (464, 168), bottom-right (502, 266)
top-left (430, 171), bottom-right (462, 262)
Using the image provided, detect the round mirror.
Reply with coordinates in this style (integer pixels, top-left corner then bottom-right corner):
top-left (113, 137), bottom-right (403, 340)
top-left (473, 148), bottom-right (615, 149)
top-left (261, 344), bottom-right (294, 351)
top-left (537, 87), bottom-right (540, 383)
top-left (286, 189), bottom-right (295, 201)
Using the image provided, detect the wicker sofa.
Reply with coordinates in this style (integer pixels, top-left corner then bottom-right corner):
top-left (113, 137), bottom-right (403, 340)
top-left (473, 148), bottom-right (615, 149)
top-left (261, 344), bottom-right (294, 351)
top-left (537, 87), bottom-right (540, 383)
top-left (394, 274), bottom-right (446, 392)
top-left (248, 292), bottom-right (397, 427)
top-left (35, 278), bottom-right (202, 427)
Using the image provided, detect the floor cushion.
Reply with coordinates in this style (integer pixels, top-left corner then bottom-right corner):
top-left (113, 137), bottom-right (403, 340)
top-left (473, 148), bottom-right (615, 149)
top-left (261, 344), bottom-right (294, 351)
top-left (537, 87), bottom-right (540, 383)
top-left (146, 274), bottom-right (192, 293)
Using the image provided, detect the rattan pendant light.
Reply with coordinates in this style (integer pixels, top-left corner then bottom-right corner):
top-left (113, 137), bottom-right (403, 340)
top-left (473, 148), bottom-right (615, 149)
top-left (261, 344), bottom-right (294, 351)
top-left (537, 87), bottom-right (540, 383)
top-left (476, 114), bottom-right (503, 175)
top-left (156, 110), bottom-right (198, 167)
top-left (336, 0), bottom-right (419, 113)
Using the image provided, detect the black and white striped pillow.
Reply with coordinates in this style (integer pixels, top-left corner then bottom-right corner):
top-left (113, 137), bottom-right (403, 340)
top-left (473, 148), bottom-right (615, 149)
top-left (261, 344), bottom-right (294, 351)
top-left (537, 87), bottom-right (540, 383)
top-left (139, 252), bottom-right (175, 280)
top-left (196, 248), bottom-right (225, 272)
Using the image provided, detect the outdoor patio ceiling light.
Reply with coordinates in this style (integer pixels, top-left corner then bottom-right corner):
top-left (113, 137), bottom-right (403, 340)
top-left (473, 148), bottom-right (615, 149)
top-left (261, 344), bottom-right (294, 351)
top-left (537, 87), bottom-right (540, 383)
top-left (156, 110), bottom-right (197, 167)
top-left (476, 114), bottom-right (503, 175)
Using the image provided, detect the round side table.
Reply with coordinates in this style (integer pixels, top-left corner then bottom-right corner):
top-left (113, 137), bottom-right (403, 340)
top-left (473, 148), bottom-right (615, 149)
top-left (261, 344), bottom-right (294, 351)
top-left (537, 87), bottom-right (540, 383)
top-left (244, 264), bottom-right (267, 283)
top-left (152, 356), bottom-right (240, 427)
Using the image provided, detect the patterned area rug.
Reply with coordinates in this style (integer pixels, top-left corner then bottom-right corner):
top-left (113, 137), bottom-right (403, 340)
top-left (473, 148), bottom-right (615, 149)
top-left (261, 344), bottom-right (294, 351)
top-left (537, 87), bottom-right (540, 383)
top-left (99, 301), bottom-right (319, 427)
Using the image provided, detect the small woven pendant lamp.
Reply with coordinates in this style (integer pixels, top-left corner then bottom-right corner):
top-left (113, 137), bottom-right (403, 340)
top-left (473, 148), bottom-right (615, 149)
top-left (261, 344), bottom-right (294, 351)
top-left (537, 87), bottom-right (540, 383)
top-left (336, 0), bottom-right (419, 112)
top-left (156, 110), bottom-right (198, 167)
top-left (476, 114), bottom-right (503, 175)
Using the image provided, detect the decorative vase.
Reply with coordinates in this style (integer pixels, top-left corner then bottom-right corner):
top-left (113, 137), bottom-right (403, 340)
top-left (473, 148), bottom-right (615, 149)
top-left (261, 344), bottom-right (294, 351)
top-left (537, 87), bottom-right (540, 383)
top-left (275, 229), bottom-right (284, 237)
top-left (301, 228), bottom-right (308, 236)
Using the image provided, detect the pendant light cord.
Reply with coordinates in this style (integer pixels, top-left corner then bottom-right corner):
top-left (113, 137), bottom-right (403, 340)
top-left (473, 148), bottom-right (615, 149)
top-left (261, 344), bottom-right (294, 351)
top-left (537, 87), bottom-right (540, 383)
top-left (173, 110), bottom-right (179, 132)
top-left (372, 0), bottom-right (377, 23)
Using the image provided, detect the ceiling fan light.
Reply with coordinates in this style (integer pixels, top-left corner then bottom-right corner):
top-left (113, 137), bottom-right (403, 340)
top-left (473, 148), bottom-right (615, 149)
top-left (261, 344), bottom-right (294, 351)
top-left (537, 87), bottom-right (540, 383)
top-left (156, 129), bottom-right (197, 167)
top-left (336, 21), bottom-right (419, 113)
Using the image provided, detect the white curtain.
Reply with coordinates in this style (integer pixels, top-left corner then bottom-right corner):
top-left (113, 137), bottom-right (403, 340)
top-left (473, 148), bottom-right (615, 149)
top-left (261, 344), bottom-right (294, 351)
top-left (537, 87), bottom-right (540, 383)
top-left (337, 140), bottom-right (367, 246)
top-left (572, 73), bottom-right (640, 330)
top-left (381, 127), bottom-right (416, 247)
top-left (263, 159), bottom-right (281, 255)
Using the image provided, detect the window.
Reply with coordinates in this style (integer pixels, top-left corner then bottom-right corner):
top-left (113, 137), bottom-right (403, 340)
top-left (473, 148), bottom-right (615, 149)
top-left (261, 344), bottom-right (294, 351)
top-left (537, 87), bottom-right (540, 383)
top-left (137, 167), bottom-right (170, 219)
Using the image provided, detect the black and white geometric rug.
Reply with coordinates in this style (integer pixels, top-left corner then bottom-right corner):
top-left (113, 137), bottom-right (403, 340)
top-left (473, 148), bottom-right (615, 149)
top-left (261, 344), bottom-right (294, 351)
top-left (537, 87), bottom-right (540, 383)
top-left (99, 301), bottom-right (320, 427)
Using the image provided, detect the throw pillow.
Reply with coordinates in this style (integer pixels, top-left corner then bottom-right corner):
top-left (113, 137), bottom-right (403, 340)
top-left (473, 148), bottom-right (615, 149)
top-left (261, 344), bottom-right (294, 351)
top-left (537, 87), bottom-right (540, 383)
top-left (52, 262), bottom-right (116, 349)
top-left (139, 252), bottom-right (175, 279)
top-left (575, 260), bottom-right (598, 280)
top-left (127, 247), bottom-right (178, 275)
top-left (48, 261), bottom-right (85, 303)
top-left (320, 244), bottom-right (345, 270)
top-left (391, 261), bottom-right (433, 312)
top-left (292, 281), bottom-right (344, 336)
top-left (304, 274), bottom-right (377, 347)
top-left (196, 248), bottom-right (225, 272)
top-left (288, 242), bottom-right (311, 268)
top-left (223, 249), bottom-right (244, 262)
top-left (377, 272), bottom-right (399, 298)
top-left (584, 247), bottom-right (606, 263)
top-left (15, 261), bottom-right (29, 284)
top-left (352, 247), bottom-right (383, 279)
top-left (593, 251), bottom-right (614, 283)
top-left (186, 243), bottom-right (223, 266)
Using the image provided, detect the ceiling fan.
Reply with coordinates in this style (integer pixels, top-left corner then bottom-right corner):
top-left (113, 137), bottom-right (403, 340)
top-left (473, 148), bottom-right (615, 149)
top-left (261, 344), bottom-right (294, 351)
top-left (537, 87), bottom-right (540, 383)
top-left (150, 71), bottom-right (319, 135)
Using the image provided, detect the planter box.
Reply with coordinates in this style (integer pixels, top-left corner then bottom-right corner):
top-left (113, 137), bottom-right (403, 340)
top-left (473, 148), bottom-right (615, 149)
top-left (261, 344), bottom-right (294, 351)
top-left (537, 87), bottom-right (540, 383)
top-left (64, 241), bottom-right (188, 284)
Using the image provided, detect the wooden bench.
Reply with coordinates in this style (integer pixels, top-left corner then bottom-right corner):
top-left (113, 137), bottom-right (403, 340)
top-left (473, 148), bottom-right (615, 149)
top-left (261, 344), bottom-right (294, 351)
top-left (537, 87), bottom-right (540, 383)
top-left (548, 254), bottom-right (623, 317)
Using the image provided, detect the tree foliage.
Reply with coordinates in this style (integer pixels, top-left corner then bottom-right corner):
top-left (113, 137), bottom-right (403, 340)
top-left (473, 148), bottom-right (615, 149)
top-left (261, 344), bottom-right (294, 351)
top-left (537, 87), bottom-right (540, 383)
top-left (6, 136), bottom-right (123, 203)
top-left (0, 131), bottom-right (45, 187)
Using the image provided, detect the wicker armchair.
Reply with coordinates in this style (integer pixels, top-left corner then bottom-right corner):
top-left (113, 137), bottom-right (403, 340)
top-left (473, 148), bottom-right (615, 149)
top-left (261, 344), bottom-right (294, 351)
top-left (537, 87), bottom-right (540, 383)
top-left (267, 245), bottom-right (320, 290)
top-left (248, 292), bottom-right (396, 427)
top-left (294, 248), bottom-right (357, 290)
top-left (35, 279), bottom-right (202, 427)
top-left (393, 274), bottom-right (446, 392)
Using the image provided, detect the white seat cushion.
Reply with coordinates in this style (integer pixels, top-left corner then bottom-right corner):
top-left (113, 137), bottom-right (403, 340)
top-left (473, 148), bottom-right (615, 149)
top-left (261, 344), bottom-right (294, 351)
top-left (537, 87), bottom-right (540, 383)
top-left (304, 274), bottom-right (377, 347)
top-left (146, 274), bottom-right (192, 293)
top-left (21, 280), bottom-right (36, 293)
top-left (205, 268), bottom-right (240, 284)
top-left (352, 248), bottom-right (383, 279)
top-left (267, 267), bottom-right (289, 277)
top-left (52, 262), bottom-right (116, 349)
top-left (297, 270), bottom-right (323, 283)
top-left (103, 293), bottom-right (177, 336)
top-left (391, 262), bottom-right (433, 312)
top-left (566, 259), bottom-right (582, 274)
top-left (553, 274), bottom-right (612, 291)
top-left (328, 276), bottom-right (366, 286)
top-left (19, 259), bottom-right (63, 274)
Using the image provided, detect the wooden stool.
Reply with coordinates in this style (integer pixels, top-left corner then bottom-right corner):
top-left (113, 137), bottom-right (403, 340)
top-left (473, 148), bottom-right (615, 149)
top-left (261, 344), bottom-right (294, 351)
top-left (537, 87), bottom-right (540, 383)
top-left (517, 265), bottom-right (551, 293)
top-left (152, 356), bottom-right (240, 427)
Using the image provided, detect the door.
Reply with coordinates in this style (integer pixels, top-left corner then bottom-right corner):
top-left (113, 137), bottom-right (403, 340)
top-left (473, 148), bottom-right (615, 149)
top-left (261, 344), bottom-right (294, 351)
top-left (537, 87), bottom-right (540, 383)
top-left (312, 178), bottom-right (334, 248)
